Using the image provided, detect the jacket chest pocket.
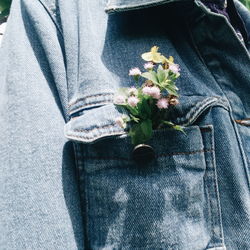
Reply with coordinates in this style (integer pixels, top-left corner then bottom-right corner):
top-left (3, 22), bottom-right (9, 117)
top-left (65, 95), bottom-right (227, 250)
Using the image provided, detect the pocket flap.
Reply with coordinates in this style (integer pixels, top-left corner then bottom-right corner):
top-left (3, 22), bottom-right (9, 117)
top-left (64, 95), bottom-right (229, 143)
top-left (65, 103), bottom-right (125, 143)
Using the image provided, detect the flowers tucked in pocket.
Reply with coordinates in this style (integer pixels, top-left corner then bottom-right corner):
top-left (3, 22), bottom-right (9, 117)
top-left (114, 46), bottom-right (183, 145)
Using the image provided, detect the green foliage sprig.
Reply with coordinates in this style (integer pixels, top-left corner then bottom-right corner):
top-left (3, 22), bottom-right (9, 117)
top-left (114, 46), bottom-right (183, 145)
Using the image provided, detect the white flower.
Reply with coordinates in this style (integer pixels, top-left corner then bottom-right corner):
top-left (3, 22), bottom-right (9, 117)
top-left (169, 63), bottom-right (180, 74)
top-left (157, 98), bottom-right (169, 109)
top-left (128, 87), bottom-right (138, 96)
top-left (114, 95), bottom-right (126, 105)
top-left (144, 62), bottom-right (154, 70)
top-left (129, 67), bottom-right (142, 76)
top-left (127, 96), bottom-right (139, 107)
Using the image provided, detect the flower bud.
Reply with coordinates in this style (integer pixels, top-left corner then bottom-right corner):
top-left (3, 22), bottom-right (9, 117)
top-left (169, 97), bottom-right (179, 105)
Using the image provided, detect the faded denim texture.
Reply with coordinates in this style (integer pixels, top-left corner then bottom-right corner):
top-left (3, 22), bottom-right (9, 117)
top-left (0, 0), bottom-right (250, 249)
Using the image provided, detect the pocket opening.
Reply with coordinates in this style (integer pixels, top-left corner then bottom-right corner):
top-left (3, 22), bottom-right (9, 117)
top-left (65, 95), bottom-right (229, 144)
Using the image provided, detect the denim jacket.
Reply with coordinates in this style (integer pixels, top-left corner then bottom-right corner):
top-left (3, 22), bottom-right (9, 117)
top-left (0, 0), bottom-right (250, 249)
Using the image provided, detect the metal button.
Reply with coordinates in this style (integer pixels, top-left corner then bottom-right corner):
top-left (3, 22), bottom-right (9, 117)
top-left (132, 144), bottom-right (155, 164)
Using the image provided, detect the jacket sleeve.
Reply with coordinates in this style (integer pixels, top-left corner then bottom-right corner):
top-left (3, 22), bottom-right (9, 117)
top-left (0, 0), bottom-right (84, 249)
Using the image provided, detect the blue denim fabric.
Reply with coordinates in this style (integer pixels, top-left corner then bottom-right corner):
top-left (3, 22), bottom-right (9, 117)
top-left (201, 0), bottom-right (244, 41)
top-left (0, 0), bottom-right (250, 249)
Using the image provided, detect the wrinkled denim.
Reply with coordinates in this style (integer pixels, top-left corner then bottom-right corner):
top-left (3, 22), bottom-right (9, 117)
top-left (0, 0), bottom-right (250, 249)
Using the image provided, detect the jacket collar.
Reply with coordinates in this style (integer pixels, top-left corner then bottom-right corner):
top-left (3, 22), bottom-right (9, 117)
top-left (105, 0), bottom-right (191, 13)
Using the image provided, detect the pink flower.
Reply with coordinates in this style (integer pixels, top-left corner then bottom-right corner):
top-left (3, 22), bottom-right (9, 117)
top-left (150, 86), bottom-right (161, 99)
top-left (169, 63), bottom-right (180, 74)
top-left (115, 117), bottom-right (126, 129)
top-left (142, 86), bottom-right (161, 99)
top-left (157, 98), bottom-right (169, 109)
top-left (144, 62), bottom-right (154, 70)
top-left (129, 67), bottom-right (141, 76)
top-left (142, 86), bottom-right (152, 95)
top-left (114, 95), bottom-right (126, 105)
top-left (127, 96), bottom-right (139, 107)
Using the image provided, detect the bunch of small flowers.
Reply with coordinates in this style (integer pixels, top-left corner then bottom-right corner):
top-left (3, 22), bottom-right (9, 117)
top-left (114, 46), bottom-right (183, 145)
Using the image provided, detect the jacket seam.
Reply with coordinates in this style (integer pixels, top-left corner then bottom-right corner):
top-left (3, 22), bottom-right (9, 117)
top-left (79, 149), bottom-right (214, 161)
top-left (66, 131), bottom-right (125, 142)
top-left (69, 102), bottom-right (114, 116)
top-left (36, 0), bottom-right (70, 121)
top-left (73, 123), bottom-right (117, 133)
top-left (206, 128), bottom-right (225, 247)
top-left (73, 143), bottom-right (90, 249)
top-left (69, 93), bottom-right (114, 108)
top-left (37, 0), bottom-right (63, 37)
top-left (66, 123), bottom-right (212, 142)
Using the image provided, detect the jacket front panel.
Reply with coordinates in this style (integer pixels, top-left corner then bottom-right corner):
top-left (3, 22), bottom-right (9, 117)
top-left (63, 0), bottom-right (250, 249)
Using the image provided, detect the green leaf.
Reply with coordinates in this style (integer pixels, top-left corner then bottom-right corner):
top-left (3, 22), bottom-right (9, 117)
top-left (162, 121), bottom-right (174, 127)
top-left (169, 72), bottom-right (180, 80)
top-left (140, 97), bottom-right (151, 118)
top-left (162, 121), bottom-right (185, 134)
top-left (173, 125), bottom-right (186, 134)
top-left (130, 114), bottom-right (140, 123)
top-left (140, 119), bottom-right (152, 140)
top-left (165, 84), bottom-right (179, 97)
top-left (129, 120), bottom-right (153, 145)
top-left (141, 71), bottom-right (159, 84)
top-left (125, 105), bottom-right (139, 116)
top-left (156, 65), bottom-right (167, 83)
top-left (129, 124), bottom-right (144, 145)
